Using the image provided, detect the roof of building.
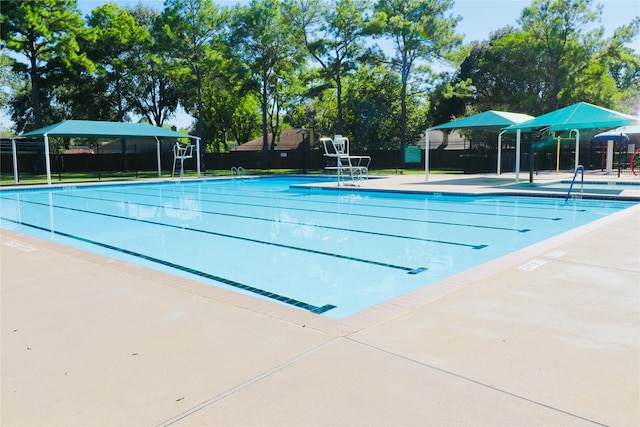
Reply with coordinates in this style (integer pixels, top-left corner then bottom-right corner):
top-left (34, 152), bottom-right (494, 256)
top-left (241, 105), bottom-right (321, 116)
top-left (234, 128), bottom-right (315, 151)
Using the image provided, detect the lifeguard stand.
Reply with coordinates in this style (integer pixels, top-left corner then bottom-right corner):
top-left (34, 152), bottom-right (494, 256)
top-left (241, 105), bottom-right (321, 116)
top-left (321, 135), bottom-right (370, 185)
top-left (172, 142), bottom-right (193, 178)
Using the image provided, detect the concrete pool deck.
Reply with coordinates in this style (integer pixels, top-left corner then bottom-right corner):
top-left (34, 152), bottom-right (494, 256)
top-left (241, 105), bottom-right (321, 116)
top-left (1, 172), bottom-right (639, 426)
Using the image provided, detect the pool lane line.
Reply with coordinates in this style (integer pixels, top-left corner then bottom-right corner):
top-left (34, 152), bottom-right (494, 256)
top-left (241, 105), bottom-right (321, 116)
top-left (131, 185), bottom-right (570, 220)
top-left (189, 183), bottom-right (585, 216)
top-left (57, 192), bottom-right (492, 248)
top-left (0, 216), bottom-right (337, 314)
top-left (93, 189), bottom-right (532, 233)
top-left (1, 197), bottom-right (429, 274)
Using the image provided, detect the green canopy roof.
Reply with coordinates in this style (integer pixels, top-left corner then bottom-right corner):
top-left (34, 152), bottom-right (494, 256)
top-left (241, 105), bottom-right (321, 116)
top-left (430, 110), bottom-right (534, 132)
top-left (506, 102), bottom-right (639, 132)
top-left (18, 120), bottom-right (196, 140)
top-left (10, 120), bottom-right (200, 185)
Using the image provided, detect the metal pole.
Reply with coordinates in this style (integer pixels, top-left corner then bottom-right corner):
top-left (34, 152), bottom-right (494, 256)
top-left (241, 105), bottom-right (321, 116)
top-left (497, 131), bottom-right (505, 175)
top-left (529, 130), bottom-right (535, 183)
top-left (556, 136), bottom-right (561, 174)
top-left (44, 134), bottom-right (52, 185)
top-left (573, 129), bottom-right (580, 170)
top-left (515, 129), bottom-right (521, 183)
top-left (424, 129), bottom-right (430, 182)
top-left (11, 138), bottom-right (18, 183)
top-left (155, 137), bottom-right (161, 178)
top-left (196, 137), bottom-right (201, 177)
top-left (300, 126), bottom-right (307, 174)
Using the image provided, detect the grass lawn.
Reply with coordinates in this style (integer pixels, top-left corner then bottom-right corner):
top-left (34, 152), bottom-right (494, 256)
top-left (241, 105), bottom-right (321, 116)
top-left (0, 168), bottom-right (462, 186)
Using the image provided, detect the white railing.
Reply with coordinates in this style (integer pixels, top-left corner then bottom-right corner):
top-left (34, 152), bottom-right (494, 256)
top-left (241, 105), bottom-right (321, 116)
top-left (231, 166), bottom-right (246, 177)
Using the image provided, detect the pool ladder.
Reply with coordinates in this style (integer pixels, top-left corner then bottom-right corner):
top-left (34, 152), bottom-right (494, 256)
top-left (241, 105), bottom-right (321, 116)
top-left (565, 165), bottom-right (584, 201)
top-left (231, 166), bottom-right (246, 178)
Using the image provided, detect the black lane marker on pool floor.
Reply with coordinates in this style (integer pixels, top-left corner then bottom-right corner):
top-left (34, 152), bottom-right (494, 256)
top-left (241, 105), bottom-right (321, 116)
top-left (95, 189), bottom-right (530, 233)
top-left (0, 216), bottom-right (337, 314)
top-left (59, 192), bottom-right (492, 248)
top-left (165, 185), bottom-right (572, 220)
top-left (2, 197), bottom-right (427, 274)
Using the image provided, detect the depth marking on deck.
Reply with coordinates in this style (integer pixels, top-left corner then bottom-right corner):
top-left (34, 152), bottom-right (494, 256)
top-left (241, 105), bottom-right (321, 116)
top-left (545, 250), bottom-right (566, 258)
top-left (518, 259), bottom-right (547, 271)
top-left (2, 240), bottom-right (37, 252)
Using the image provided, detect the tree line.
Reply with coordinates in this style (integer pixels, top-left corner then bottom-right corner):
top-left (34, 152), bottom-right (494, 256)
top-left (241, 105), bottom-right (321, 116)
top-left (1, 0), bottom-right (638, 167)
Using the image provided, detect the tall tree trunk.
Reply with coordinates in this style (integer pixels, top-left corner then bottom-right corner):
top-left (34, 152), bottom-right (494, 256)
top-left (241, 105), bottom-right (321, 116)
top-left (551, 70), bottom-right (560, 112)
top-left (336, 78), bottom-right (343, 135)
top-left (262, 77), bottom-right (269, 170)
top-left (29, 55), bottom-right (42, 129)
top-left (400, 54), bottom-right (410, 169)
top-left (29, 53), bottom-right (45, 174)
top-left (115, 69), bottom-right (127, 171)
top-left (196, 66), bottom-right (204, 140)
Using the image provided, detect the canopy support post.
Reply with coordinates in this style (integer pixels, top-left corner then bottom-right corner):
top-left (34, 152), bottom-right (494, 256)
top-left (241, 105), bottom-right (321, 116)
top-left (424, 129), bottom-right (430, 182)
top-left (44, 133), bottom-right (52, 185)
top-left (11, 138), bottom-right (18, 183)
top-left (571, 129), bottom-right (580, 170)
top-left (497, 130), bottom-right (505, 175)
top-left (195, 137), bottom-right (201, 177)
top-left (155, 137), bottom-right (161, 178)
top-left (515, 129), bottom-right (521, 183)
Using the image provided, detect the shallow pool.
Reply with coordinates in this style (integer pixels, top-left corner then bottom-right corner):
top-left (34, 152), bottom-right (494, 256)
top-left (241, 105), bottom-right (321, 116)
top-left (533, 180), bottom-right (640, 195)
top-left (1, 177), bottom-right (636, 318)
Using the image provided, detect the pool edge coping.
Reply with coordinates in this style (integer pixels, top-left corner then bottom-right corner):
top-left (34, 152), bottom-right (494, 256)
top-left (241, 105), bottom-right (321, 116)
top-left (3, 200), bottom-right (638, 337)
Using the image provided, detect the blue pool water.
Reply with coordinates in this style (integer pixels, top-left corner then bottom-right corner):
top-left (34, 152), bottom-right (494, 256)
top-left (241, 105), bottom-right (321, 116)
top-left (1, 177), bottom-right (636, 318)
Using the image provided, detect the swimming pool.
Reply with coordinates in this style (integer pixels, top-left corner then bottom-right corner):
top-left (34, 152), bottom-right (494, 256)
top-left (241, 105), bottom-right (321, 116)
top-left (1, 177), bottom-right (636, 318)
top-left (537, 180), bottom-right (640, 195)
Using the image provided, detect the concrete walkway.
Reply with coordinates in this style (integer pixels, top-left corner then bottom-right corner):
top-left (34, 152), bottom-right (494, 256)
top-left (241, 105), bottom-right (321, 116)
top-left (2, 173), bottom-right (639, 426)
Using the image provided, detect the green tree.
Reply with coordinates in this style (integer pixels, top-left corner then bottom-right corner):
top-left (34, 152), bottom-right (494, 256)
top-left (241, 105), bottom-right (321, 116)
top-left (343, 65), bottom-right (402, 150)
top-left (0, 54), bottom-right (20, 112)
top-left (127, 4), bottom-right (180, 127)
top-left (83, 3), bottom-right (150, 122)
top-left (599, 17), bottom-right (640, 113)
top-left (425, 74), bottom-right (470, 128)
top-left (451, 0), bottom-right (639, 117)
top-left (372, 0), bottom-right (462, 166)
top-left (231, 94), bottom-right (262, 145)
top-left (0, 0), bottom-right (93, 128)
top-left (289, 0), bottom-right (371, 135)
top-left (158, 0), bottom-right (225, 140)
top-left (200, 55), bottom-right (253, 152)
top-left (230, 0), bottom-right (301, 168)
top-left (292, 87), bottom-right (339, 140)
top-left (267, 65), bottom-right (301, 148)
top-left (452, 29), bottom-right (547, 116)
top-left (1, 53), bottom-right (31, 134)
top-left (519, 0), bottom-right (604, 111)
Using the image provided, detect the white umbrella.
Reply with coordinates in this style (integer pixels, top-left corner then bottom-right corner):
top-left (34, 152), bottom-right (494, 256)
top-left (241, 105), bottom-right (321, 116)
top-left (592, 125), bottom-right (640, 142)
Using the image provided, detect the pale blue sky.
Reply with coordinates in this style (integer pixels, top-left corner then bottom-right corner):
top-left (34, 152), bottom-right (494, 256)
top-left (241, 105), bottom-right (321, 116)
top-left (76, 0), bottom-right (640, 43)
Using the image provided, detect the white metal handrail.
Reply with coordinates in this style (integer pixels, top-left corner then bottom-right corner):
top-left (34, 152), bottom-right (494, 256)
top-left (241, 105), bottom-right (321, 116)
top-left (231, 166), bottom-right (246, 177)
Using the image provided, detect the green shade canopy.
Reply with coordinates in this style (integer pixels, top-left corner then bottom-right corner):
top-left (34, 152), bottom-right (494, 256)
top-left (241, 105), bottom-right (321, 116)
top-left (425, 110), bottom-right (534, 180)
top-left (506, 102), bottom-right (639, 132)
top-left (18, 120), bottom-right (196, 140)
top-left (11, 120), bottom-right (200, 185)
top-left (430, 110), bottom-right (534, 132)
